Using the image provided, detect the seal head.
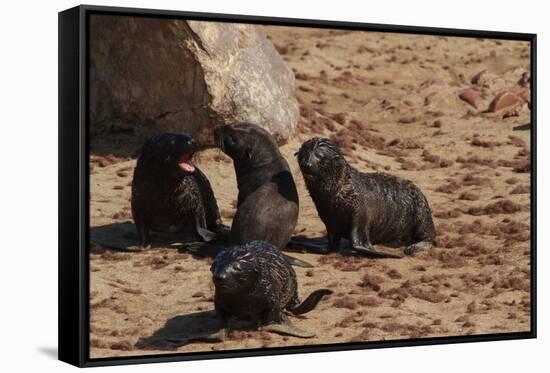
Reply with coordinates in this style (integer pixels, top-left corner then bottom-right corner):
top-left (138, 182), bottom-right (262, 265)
top-left (211, 251), bottom-right (259, 295)
top-left (140, 132), bottom-right (197, 173)
top-left (296, 137), bottom-right (347, 179)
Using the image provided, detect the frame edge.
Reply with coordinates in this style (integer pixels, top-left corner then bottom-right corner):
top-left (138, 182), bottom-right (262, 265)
top-left (58, 5), bottom-right (86, 368)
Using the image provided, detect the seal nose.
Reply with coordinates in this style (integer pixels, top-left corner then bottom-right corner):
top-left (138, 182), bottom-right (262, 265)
top-left (213, 271), bottom-right (227, 285)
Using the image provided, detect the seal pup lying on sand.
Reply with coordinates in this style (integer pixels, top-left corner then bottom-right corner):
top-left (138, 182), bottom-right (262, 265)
top-left (214, 123), bottom-right (311, 268)
top-left (211, 241), bottom-right (332, 338)
top-left (296, 137), bottom-right (435, 257)
top-left (131, 133), bottom-right (226, 249)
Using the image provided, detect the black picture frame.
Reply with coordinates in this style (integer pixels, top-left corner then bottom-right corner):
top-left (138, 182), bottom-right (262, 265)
top-left (59, 4), bottom-right (537, 368)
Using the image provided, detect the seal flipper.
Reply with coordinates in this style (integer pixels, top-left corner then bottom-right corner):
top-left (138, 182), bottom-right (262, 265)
top-left (404, 240), bottom-right (433, 255)
top-left (288, 289), bottom-right (333, 315)
top-left (177, 242), bottom-right (224, 258)
top-left (196, 226), bottom-right (217, 242)
top-left (283, 254), bottom-right (314, 268)
top-left (350, 212), bottom-right (402, 259)
top-left (351, 244), bottom-right (402, 259)
top-left (260, 315), bottom-right (315, 338)
top-left (261, 323), bottom-right (315, 338)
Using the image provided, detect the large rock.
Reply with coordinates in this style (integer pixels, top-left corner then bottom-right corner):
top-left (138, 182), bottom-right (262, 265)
top-left (89, 15), bottom-right (298, 145)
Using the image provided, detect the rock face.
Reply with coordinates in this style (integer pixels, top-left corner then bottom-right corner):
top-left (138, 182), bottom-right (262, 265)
top-left (89, 15), bottom-right (299, 145)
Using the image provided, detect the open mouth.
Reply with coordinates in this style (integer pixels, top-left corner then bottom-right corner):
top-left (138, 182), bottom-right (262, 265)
top-left (179, 152), bottom-right (196, 172)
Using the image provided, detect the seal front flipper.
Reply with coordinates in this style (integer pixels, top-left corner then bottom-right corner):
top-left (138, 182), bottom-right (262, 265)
top-left (177, 242), bottom-right (224, 258)
top-left (261, 322), bottom-right (315, 338)
top-left (349, 211), bottom-right (401, 259)
top-left (283, 254), bottom-right (314, 268)
top-left (196, 226), bottom-right (217, 242)
top-left (404, 239), bottom-right (433, 255)
top-left (351, 244), bottom-right (402, 259)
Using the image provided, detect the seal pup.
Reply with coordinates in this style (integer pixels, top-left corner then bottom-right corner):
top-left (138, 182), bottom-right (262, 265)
top-left (211, 241), bottom-right (332, 338)
top-left (131, 133), bottom-right (226, 248)
top-left (296, 138), bottom-right (435, 257)
top-left (214, 123), bottom-right (311, 267)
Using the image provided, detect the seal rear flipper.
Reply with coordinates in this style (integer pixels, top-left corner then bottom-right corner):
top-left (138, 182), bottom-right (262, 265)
top-left (260, 322), bottom-right (315, 339)
top-left (283, 254), bottom-right (314, 268)
top-left (351, 244), bottom-right (402, 259)
top-left (288, 289), bottom-right (333, 315)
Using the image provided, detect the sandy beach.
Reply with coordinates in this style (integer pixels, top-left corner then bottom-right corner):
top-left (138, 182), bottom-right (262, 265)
top-left (88, 25), bottom-right (531, 358)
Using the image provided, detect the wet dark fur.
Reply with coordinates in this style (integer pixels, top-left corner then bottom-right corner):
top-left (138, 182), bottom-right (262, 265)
top-left (214, 123), bottom-right (299, 249)
top-left (211, 241), bottom-right (332, 327)
top-left (297, 138), bottom-right (435, 257)
top-left (131, 133), bottom-right (222, 246)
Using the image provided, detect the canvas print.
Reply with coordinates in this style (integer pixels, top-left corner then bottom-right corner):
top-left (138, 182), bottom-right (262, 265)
top-left (88, 14), bottom-right (532, 358)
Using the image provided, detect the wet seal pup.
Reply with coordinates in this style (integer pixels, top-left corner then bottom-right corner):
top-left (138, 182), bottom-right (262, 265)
top-left (211, 240), bottom-right (332, 338)
top-left (214, 123), bottom-right (311, 268)
top-left (296, 138), bottom-right (435, 257)
top-left (131, 133), bottom-right (225, 248)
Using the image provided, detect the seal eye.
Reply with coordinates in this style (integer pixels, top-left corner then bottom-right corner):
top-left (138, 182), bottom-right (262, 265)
top-left (314, 147), bottom-right (325, 158)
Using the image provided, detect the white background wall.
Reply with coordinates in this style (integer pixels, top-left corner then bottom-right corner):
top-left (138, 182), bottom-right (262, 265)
top-left (0, 0), bottom-right (546, 371)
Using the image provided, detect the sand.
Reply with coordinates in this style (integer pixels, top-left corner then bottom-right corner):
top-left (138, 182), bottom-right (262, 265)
top-left (88, 26), bottom-right (531, 358)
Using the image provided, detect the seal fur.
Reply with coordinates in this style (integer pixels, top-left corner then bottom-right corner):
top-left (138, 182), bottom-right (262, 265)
top-left (211, 240), bottom-right (332, 338)
top-left (131, 133), bottom-right (224, 248)
top-left (296, 137), bottom-right (435, 257)
top-left (214, 123), bottom-right (311, 267)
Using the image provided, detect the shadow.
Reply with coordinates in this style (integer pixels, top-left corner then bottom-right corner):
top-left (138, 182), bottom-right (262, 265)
top-left (287, 235), bottom-right (404, 256)
top-left (287, 236), bottom-right (331, 254)
top-left (135, 310), bottom-right (223, 350)
top-left (90, 222), bottom-right (211, 255)
top-left (37, 346), bottom-right (58, 360)
top-left (513, 123), bottom-right (531, 131)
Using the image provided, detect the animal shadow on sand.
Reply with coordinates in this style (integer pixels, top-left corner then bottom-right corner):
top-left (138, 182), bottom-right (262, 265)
top-left (90, 221), bottom-right (221, 258)
top-left (90, 223), bottom-right (405, 261)
top-left (135, 310), bottom-right (223, 350)
top-left (135, 310), bottom-right (274, 350)
top-left (287, 236), bottom-right (404, 257)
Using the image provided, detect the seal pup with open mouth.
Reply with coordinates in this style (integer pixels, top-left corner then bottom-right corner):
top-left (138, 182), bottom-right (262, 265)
top-left (131, 132), bottom-right (226, 249)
